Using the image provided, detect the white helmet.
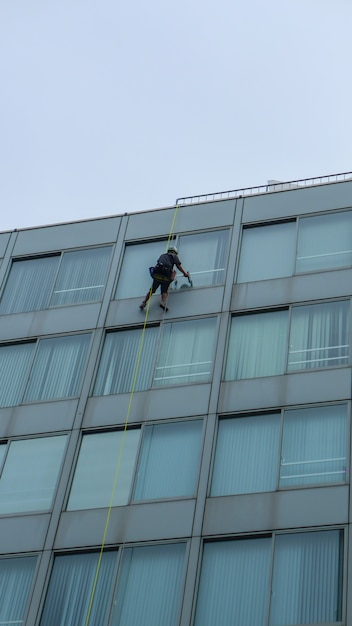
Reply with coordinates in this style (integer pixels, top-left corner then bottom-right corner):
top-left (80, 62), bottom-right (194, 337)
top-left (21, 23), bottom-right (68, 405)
top-left (168, 245), bottom-right (178, 254)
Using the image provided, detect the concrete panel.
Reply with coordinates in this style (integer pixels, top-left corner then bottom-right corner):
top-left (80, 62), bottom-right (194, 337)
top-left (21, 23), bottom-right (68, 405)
top-left (242, 180), bottom-right (352, 223)
top-left (0, 232), bottom-right (11, 258)
top-left (0, 304), bottom-right (100, 341)
top-left (55, 500), bottom-right (196, 548)
top-left (0, 399), bottom-right (78, 438)
top-left (125, 200), bottom-right (235, 241)
top-left (218, 369), bottom-right (351, 414)
top-left (84, 384), bottom-right (211, 428)
top-left (203, 486), bottom-right (349, 536)
top-left (107, 287), bottom-right (224, 327)
top-left (0, 514), bottom-right (50, 554)
top-left (232, 268), bottom-right (352, 311)
top-left (12, 216), bottom-right (121, 256)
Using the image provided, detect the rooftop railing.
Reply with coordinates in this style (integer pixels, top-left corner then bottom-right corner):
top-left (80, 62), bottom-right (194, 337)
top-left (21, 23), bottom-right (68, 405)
top-left (176, 170), bottom-right (352, 206)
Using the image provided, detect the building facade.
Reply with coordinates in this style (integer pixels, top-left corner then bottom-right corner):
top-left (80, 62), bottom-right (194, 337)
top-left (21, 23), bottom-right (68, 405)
top-left (0, 174), bottom-right (351, 625)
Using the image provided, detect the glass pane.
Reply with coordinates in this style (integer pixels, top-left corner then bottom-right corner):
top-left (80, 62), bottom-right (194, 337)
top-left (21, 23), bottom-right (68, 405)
top-left (93, 327), bottom-right (158, 395)
top-left (237, 222), bottom-right (296, 282)
top-left (171, 230), bottom-right (229, 290)
top-left (133, 420), bottom-right (203, 501)
top-left (67, 429), bottom-right (141, 510)
top-left (194, 538), bottom-right (271, 626)
top-left (225, 311), bottom-right (288, 380)
top-left (0, 555), bottom-right (37, 624)
top-left (111, 543), bottom-right (186, 626)
top-left (270, 530), bottom-right (342, 624)
top-left (0, 342), bottom-right (35, 408)
top-left (288, 300), bottom-right (349, 371)
top-left (0, 255), bottom-right (59, 314)
top-left (153, 317), bottom-right (217, 386)
top-left (116, 240), bottom-right (167, 299)
top-left (40, 551), bottom-right (117, 626)
top-left (280, 404), bottom-right (348, 487)
top-left (296, 210), bottom-right (352, 273)
top-left (50, 247), bottom-right (112, 306)
top-left (24, 334), bottom-right (91, 402)
top-left (211, 414), bottom-right (280, 495)
top-left (0, 436), bottom-right (67, 514)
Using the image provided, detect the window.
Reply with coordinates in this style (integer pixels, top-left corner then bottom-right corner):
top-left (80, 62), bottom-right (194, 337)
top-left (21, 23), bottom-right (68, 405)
top-left (40, 544), bottom-right (186, 626)
top-left (0, 436), bottom-right (67, 514)
top-left (237, 210), bottom-right (352, 283)
top-left (225, 300), bottom-right (350, 381)
top-left (0, 555), bottom-right (37, 625)
top-left (67, 420), bottom-right (203, 510)
top-left (115, 230), bottom-right (229, 299)
top-left (0, 246), bottom-right (112, 314)
top-left (93, 317), bottom-right (217, 395)
top-left (194, 530), bottom-right (342, 625)
top-left (0, 334), bottom-right (91, 408)
top-left (210, 404), bottom-right (348, 496)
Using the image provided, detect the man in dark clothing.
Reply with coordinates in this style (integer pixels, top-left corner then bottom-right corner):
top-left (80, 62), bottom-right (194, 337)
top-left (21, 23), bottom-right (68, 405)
top-left (139, 245), bottom-right (189, 311)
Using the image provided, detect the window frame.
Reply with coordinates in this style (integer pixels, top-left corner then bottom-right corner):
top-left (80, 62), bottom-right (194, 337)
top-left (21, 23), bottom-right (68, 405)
top-left (0, 553), bottom-right (39, 626)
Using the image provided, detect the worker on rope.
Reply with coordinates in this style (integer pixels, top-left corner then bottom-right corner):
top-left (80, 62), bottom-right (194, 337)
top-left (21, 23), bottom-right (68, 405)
top-left (139, 245), bottom-right (190, 312)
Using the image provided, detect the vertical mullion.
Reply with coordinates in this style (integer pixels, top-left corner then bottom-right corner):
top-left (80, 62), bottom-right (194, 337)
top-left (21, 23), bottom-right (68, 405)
top-left (48, 252), bottom-right (64, 307)
top-left (266, 534), bottom-right (276, 626)
top-left (285, 305), bottom-right (293, 374)
top-left (276, 411), bottom-right (285, 491)
top-left (19, 340), bottom-right (39, 405)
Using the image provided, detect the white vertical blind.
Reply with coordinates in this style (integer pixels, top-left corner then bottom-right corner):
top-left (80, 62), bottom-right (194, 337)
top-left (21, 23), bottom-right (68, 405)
top-left (270, 530), bottom-right (342, 624)
top-left (0, 342), bottom-right (35, 407)
top-left (225, 310), bottom-right (288, 380)
top-left (296, 210), bottom-right (352, 272)
top-left (211, 414), bottom-right (281, 495)
top-left (133, 420), bottom-right (203, 501)
top-left (93, 327), bottom-right (159, 395)
top-left (110, 543), bottom-right (186, 626)
top-left (50, 246), bottom-right (112, 306)
top-left (0, 555), bottom-right (37, 625)
top-left (40, 552), bottom-right (117, 626)
top-left (115, 240), bottom-right (167, 299)
top-left (237, 221), bottom-right (296, 282)
top-left (288, 300), bottom-right (349, 371)
top-left (24, 333), bottom-right (91, 402)
top-left (67, 429), bottom-right (141, 510)
top-left (0, 255), bottom-right (59, 314)
top-left (194, 538), bottom-right (271, 626)
top-left (175, 230), bottom-right (229, 288)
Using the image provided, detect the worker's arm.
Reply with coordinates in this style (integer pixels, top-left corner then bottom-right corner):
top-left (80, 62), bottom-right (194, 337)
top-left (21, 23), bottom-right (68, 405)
top-left (176, 262), bottom-right (189, 278)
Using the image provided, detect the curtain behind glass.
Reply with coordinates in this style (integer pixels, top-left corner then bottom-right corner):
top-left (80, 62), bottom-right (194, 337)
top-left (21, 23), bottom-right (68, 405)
top-left (296, 210), bottom-right (352, 273)
top-left (40, 552), bottom-right (117, 626)
top-left (110, 543), bottom-right (186, 626)
top-left (225, 311), bottom-right (288, 380)
top-left (153, 317), bottom-right (216, 386)
top-left (270, 530), bottom-right (342, 624)
top-left (0, 436), bottom-right (67, 514)
top-left (133, 420), bottom-right (203, 501)
top-left (0, 342), bottom-right (35, 408)
top-left (67, 429), bottom-right (141, 510)
top-left (194, 538), bottom-right (271, 626)
top-left (0, 256), bottom-right (59, 314)
top-left (237, 222), bottom-right (296, 283)
top-left (93, 327), bottom-right (158, 395)
top-left (175, 230), bottom-right (229, 288)
top-left (24, 334), bottom-right (91, 402)
top-left (115, 241), bottom-right (167, 299)
top-left (211, 414), bottom-right (281, 496)
top-left (288, 301), bottom-right (349, 371)
top-left (50, 247), bottom-right (112, 306)
top-left (280, 404), bottom-right (347, 487)
top-left (0, 555), bottom-right (37, 625)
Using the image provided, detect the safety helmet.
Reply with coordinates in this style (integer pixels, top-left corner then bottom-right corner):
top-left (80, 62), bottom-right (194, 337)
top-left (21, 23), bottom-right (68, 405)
top-left (168, 245), bottom-right (178, 254)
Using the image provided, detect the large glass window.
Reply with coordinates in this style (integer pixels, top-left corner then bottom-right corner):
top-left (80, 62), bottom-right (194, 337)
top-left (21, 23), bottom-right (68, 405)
top-left (0, 246), bottom-right (112, 314)
top-left (115, 230), bottom-right (229, 299)
top-left (0, 341), bottom-right (35, 407)
top-left (0, 555), bottom-right (37, 625)
top-left (0, 435), bottom-right (67, 514)
top-left (194, 530), bottom-right (342, 625)
top-left (40, 544), bottom-right (186, 626)
top-left (225, 300), bottom-right (350, 381)
top-left (237, 210), bottom-right (352, 283)
top-left (211, 404), bottom-right (348, 496)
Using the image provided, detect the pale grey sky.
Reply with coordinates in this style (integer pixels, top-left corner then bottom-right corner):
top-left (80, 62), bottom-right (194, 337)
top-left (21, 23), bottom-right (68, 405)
top-left (0, 0), bottom-right (351, 231)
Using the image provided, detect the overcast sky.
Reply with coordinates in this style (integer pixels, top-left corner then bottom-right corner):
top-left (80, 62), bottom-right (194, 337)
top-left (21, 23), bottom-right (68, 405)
top-left (0, 0), bottom-right (351, 232)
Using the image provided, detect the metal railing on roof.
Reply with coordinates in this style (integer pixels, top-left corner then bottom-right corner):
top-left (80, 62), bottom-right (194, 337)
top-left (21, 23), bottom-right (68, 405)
top-left (176, 170), bottom-right (352, 206)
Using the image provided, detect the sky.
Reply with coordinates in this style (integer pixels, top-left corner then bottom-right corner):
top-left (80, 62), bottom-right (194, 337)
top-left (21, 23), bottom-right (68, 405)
top-left (0, 0), bottom-right (351, 232)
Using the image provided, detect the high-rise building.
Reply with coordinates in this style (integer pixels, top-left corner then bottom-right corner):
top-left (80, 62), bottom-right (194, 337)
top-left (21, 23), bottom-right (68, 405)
top-left (0, 171), bottom-right (351, 626)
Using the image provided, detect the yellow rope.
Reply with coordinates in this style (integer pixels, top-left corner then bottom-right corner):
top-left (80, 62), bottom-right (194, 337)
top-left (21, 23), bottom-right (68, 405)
top-left (85, 205), bottom-right (179, 625)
